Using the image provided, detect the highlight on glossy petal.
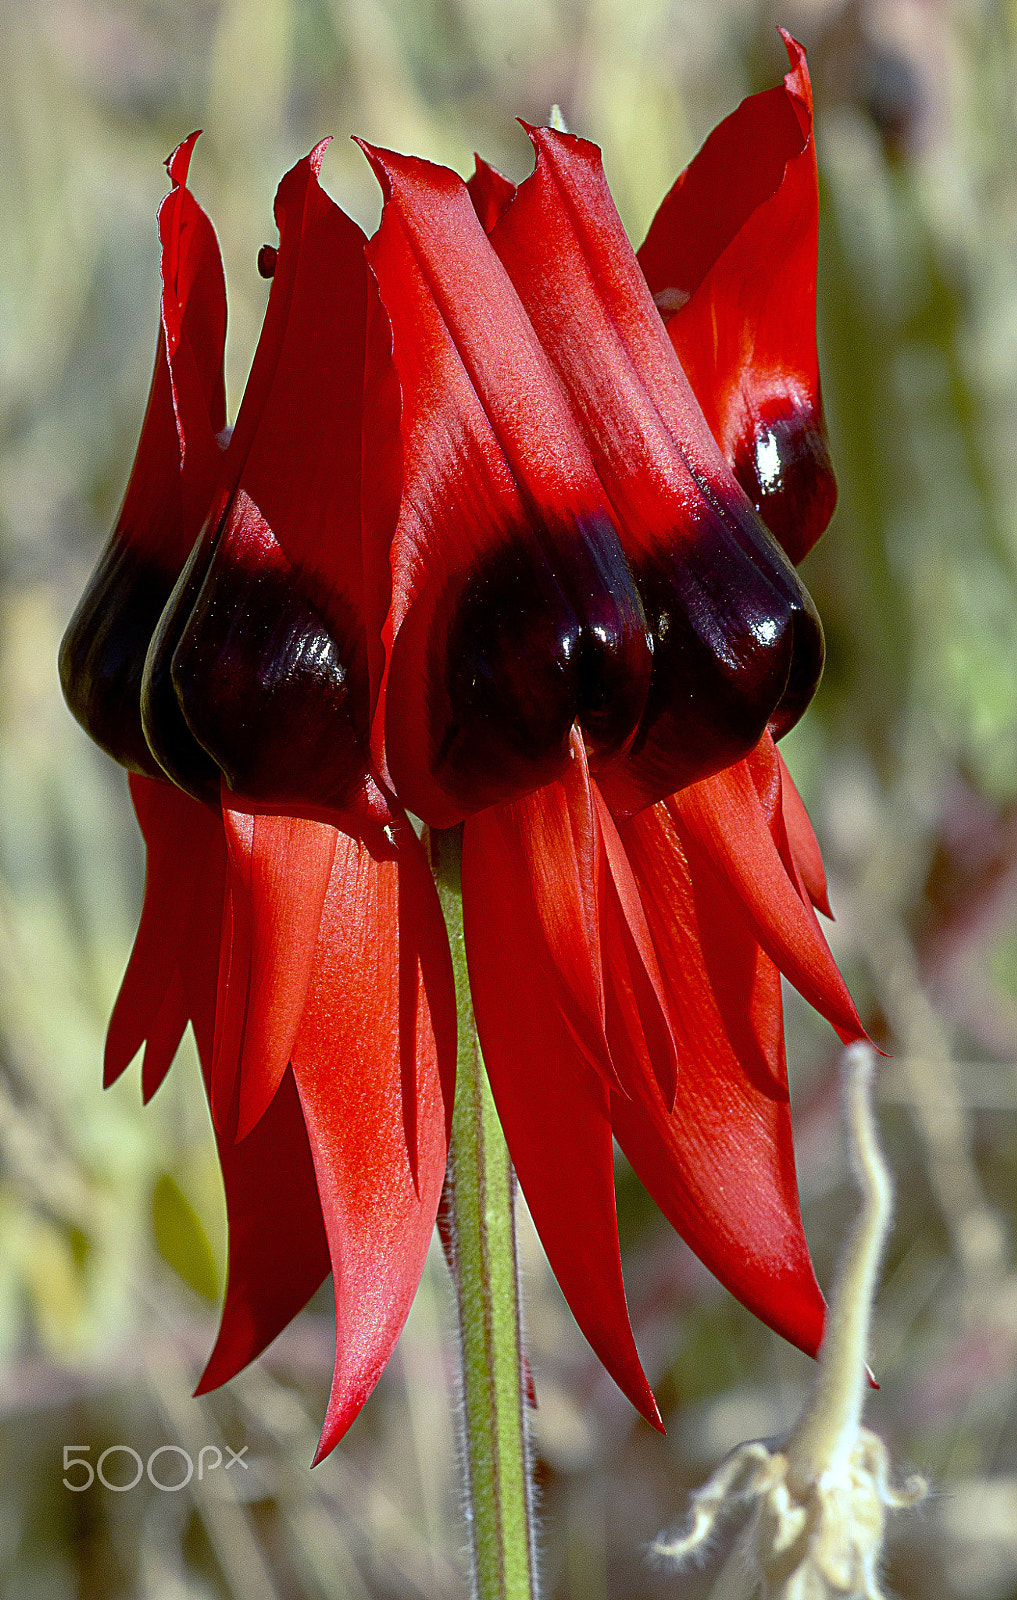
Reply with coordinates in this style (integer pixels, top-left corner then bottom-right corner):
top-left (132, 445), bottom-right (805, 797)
top-left (639, 32), bottom-right (836, 563)
top-left (60, 134), bottom-right (227, 776)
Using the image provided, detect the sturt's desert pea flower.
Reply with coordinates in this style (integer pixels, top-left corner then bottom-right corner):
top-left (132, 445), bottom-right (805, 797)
top-left (61, 37), bottom-right (863, 1457)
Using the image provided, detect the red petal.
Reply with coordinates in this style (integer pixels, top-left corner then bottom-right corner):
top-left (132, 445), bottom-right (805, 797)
top-left (212, 800), bottom-right (338, 1141)
top-left (638, 34), bottom-right (836, 562)
top-left (197, 1067), bottom-right (331, 1391)
top-left (671, 757), bottom-right (863, 1043)
top-left (216, 145), bottom-right (367, 622)
top-left (462, 810), bottom-right (662, 1429)
top-left (777, 750), bottom-right (833, 917)
top-left (489, 124), bottom-right (820, 813)
top-left (105, 775), bottom-right (224, 1092)
top-left (615, 803), bottom-right (826, 1357)
top-left (154, 148), bottom-right (382, 821)
top-left (288, 820), bottom-right (455, 1458)
top-left (593, 785), bottom-right (679, 1107)
top-left (360, 142), bottom-right (649, 826)
top-left (467, 154), bottom-right (517, 232)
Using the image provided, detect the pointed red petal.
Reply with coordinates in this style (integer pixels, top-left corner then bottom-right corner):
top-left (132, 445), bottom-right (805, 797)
top-left (464, 748), bottom-right (622, 1089)
top-left (360, 142), bottom-right (649, 826)
top-left (216, 145), bottom-right (367, 614)
top-left (288, 821), bottom-right (455, 1458)
top-left (673, 756), bottom-right (863, 1042)
top-left (615, 803), bottom-right (826, 1357)
top-left (638, 34), bottom-right (835, 562)
top-left (593, 784), bottom-right (679, 1108)
top-left (105, 776), bottom-right (222, 1086)
top-left (462, 809), bottom-right (662, 1429)
top-left (777, 751), bottom-right (833, 917)
top-left (196, 1066), bottom-right (331, 1392)
top-left (214, 801), bottom-right (338, 1141)
top-left (489, 124), bottom-right (821, 813)
top-left (467, 154), bottom-right (517, 232)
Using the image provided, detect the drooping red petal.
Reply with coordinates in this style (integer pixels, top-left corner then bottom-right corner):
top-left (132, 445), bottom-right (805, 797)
top-left (614, 802), bottom-right (826, 1358)
top-left (60, 135), bottom-right (226, 776)
top-left (462, 808), bottom-right (662, 1430)
top-left (105, 775), bottom-right (224, 1093)
top-left (592, 784), bottom-right (679, 1108)
top-left (360, 142), bottom-right (650, 828)
top-left (777, 750), bottom-right (833, 917)
top-left (196, 1067), bottom-right (332, 1393)
top-left (155, 798), bottom-right (333, 1396)
top-left (211, 799), bottom-right (338, 1141)
top-left (672, 753), bottom-right (863, 1043)
top-left (638, 34), bottom-right (836, 563)
top-left (489, 125), bottom-right (823, 814)
top-left (467, 154), bottom-right (517, 232)
top-left (287, 820), bottom-right (456, 1459)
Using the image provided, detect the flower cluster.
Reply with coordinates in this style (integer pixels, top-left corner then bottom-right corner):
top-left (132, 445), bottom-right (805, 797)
top-left (61, 34), bottom-right (863, 1459)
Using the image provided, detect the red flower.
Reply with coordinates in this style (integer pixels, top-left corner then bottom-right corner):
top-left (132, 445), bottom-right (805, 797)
top-left (61, 136), bottom-right (456, 1458)
top-left (363, 40), bottom-right (861, 1427)
top-left (61, 38), bottom-right (863, 1457)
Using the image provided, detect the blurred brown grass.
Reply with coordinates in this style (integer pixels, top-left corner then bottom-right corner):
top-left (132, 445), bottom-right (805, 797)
top-left (3, 0), bottom-right (1017, 1595)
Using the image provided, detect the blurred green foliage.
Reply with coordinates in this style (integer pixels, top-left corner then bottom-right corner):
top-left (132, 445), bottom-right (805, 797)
top-left (3, 0), bottom-right (1017, 1596)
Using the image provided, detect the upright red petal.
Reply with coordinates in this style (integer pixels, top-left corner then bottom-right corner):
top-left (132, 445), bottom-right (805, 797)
top-left (60, 135), bottom-right (226, 775)
top-left (361, 143), bottom-right (650, 827)
top-left (287, 820), bottom-right (456, 1458)
top-left (638, 34), bottom-right (836, 563)
top-left (462, 809), bottom-right (662, 1430)
top-left (467, 154), bottom-right (517, 232)
top-left (489, 125), bottom-right (824, 813)
top-left (615, 802), bottom-right (827, 1359)
top-left (143, 146), bottom-right (383, 822)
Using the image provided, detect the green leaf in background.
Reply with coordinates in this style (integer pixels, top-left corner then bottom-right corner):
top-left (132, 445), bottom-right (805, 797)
top-left (151, 1172), bottom-right (220, 1305)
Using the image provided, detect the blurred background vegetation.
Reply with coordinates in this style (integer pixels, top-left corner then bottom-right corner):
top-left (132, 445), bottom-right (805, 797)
top-left (3, 0), bottom-right (1017, 1594)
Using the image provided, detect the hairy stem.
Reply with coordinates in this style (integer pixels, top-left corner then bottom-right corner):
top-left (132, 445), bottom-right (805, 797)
top-left (431, 826), bottom-right (538, 1600)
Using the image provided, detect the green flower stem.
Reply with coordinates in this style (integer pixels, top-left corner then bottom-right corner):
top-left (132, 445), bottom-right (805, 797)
top-left (431, 826), bottom-right (538, 1600)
